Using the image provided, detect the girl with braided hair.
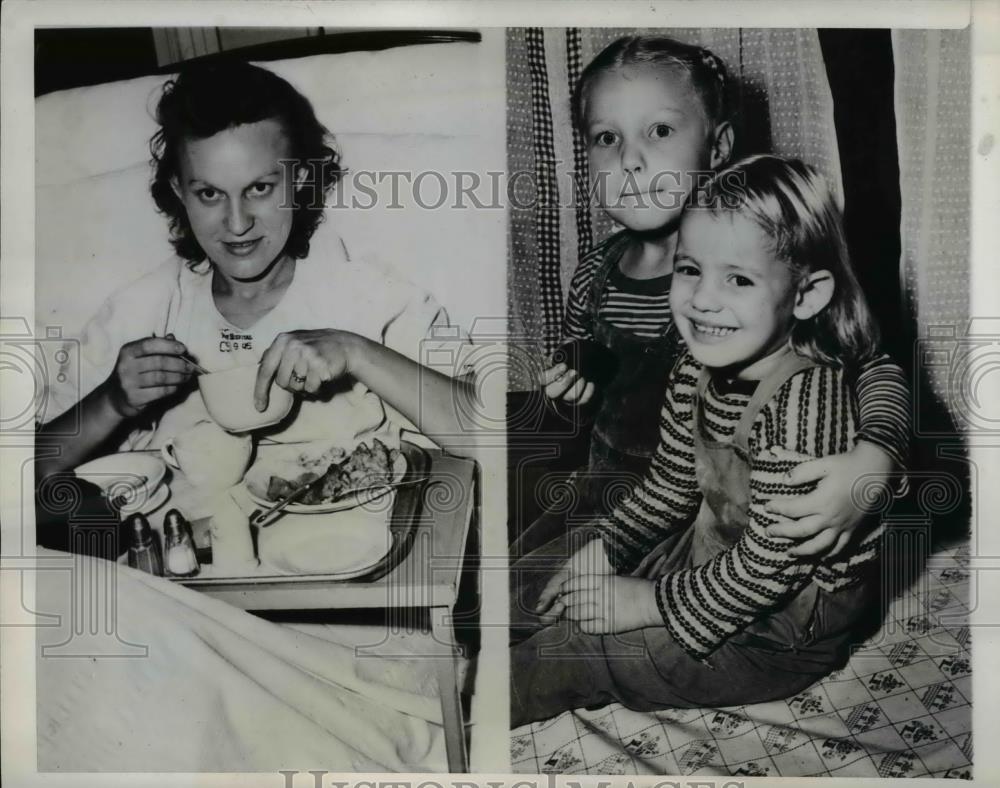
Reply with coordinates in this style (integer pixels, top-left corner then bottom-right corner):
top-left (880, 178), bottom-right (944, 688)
top-left (514, 35), bottom-right (909, 570)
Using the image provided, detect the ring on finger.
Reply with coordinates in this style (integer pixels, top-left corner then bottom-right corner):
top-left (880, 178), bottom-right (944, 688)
top-left (290, 372), bottom-right (307, 385)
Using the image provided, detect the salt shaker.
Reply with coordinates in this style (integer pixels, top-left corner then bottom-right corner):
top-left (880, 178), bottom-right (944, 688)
top-left (126, 513), bottom-right (163, 576)
top-left (163, 509), bottom-right (200, 578)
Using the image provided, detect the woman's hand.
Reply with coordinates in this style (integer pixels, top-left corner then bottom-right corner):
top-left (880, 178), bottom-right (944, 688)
top-left (107, 336), bottom-right (194, 419)
top-left (764, 441), bottom-right (895, 558)
top-left (252, 328), bottom-right (480, 459)
top-left (534, 537), bottom-right (614, 624)
top-left (556, 575), bottom-right (660, 634)
top-left (38, 335), bottom-right (194, 478)
top-left (254, 329), bottom-right (353, 410)
top-left (540, 362), bottom-right (595, 405)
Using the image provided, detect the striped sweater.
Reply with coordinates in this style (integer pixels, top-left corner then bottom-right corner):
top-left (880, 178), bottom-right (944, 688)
top-left (564, 233), bottom-right (910, 467)
top-left (564, 245), bottom-right (674, 341)
top-left (598, 351), bottom-right (888, 660)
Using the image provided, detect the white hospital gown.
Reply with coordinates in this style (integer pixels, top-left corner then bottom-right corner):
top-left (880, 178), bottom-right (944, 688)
top-left (42, 249), bottom-right (470, 449)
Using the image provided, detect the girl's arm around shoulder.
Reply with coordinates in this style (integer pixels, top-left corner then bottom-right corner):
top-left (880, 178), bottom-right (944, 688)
top-left (853, 352), bottom-right (911, 469)
top-left (652, 364), bottom-right (852, 660)
top-left (765, 355), bottom-right (910, 558)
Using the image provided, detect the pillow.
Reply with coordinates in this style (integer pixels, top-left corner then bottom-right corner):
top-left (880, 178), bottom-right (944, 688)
top-left (35, 38), bottom-right (504, 341)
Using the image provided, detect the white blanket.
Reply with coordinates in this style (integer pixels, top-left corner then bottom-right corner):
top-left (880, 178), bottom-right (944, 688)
top-left (35, 548), bottom-right (446, 772)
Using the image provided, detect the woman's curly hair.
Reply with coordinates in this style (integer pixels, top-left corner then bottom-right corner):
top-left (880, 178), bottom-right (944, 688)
top-left (149, 59), bottom-right (344, 266)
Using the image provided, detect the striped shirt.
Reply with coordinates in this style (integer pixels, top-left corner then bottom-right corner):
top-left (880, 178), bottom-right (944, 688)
top-left (563, 234), bottom-right (910, 468)
top-left (564, 234), bottom-right (673, 341)
top-left (598, 351), bottom-right (887, 660)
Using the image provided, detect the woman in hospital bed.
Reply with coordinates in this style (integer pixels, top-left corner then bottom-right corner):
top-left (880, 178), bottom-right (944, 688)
top-left (33, 59), bottom-right (474, 771)
top-left (36, 59), bottom-right (474, 475)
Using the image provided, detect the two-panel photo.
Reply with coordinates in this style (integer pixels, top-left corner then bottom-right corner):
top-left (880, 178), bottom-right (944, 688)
top-left (11, 13), bottom-right (977, 782)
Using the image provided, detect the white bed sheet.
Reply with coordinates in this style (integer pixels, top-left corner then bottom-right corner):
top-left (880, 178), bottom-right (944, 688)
top-left (35, 548), bottom-right (448, 772)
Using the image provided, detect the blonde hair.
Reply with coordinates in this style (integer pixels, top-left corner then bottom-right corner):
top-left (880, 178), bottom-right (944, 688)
top-left (572, 35), bottom-right (730, 131)
top-left (693, 155), bottom-right (878, 366)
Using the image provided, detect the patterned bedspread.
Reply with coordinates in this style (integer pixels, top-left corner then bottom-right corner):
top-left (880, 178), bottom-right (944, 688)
top-left (512, 542), bottom-right (972, 779)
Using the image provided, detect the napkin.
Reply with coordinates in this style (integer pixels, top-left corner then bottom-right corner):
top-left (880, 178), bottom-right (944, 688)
top-left (208, 487), bottom-right (260, 574)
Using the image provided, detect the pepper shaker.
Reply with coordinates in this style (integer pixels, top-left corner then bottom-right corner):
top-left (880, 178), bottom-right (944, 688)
top-left (126, 513), bottom-right (163, 576)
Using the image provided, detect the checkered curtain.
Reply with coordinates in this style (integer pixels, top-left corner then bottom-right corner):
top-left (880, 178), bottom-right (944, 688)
top-left (506, 27), bottom-right (843, 390)
top-left (566, 29), bottom-right (594, 261)
top-left (525, 28), bottom-right (564, 354)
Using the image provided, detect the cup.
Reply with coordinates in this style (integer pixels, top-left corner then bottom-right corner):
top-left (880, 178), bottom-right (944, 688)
top-left (198, 363), bottom-right (294, 433)
top-left (161, 421), bottom-right (253, 490)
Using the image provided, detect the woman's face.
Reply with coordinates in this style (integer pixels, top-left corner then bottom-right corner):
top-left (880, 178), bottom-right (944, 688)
top-left (171, 118), bottom-right (299, 282)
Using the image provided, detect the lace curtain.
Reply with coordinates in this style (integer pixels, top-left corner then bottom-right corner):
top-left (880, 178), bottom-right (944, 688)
top-left (892, 28), bottom-right (971, 428)
top-left (506, 27), bottom-right (843, 390)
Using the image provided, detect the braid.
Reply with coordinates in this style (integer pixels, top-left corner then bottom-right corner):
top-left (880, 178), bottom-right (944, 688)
top-left (573, 36), bottom-right (731, 130)
top-left (699, 48), bottom-right (727, 87)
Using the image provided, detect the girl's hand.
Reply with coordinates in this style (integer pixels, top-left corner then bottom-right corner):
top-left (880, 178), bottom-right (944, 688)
top-left (107, 336), bottom-right (194, 419)
top-left (534, 537), bottom-right (614, 623)
top-left (540, 363), bottom-right (595, 405)
top-left (764, 441), bottom-right (894, 558)
top-left (557, 575), bottom-right (660, 634)
top-left (254, 329), bottom-right (352, 410)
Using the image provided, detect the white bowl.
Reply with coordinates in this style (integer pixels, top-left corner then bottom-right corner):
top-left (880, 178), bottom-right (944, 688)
top-left (198, 364), bottom-right (294, 433)
top-left (73, 452), bottom-right (167, 511)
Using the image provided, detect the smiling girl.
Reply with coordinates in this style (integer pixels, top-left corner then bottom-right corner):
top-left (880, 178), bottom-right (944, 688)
top-left (516, 35), bottom-right (909, 564)
top-left (512, 155), bottom-right (898, 726)
top-left (37, 60), bottom-right (475, 479)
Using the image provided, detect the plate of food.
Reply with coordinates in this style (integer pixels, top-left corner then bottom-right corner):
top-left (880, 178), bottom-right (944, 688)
top-left (243, 438), bottom-right (407, 514)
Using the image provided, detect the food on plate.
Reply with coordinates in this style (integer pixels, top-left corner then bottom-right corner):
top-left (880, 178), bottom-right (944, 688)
top-left (265, 439), bottom-right (402, 505)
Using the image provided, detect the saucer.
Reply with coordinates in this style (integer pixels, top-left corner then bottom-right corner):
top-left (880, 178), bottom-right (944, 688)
top-left (74, 453), bottom-right (167, 501)
top-left (118, 483), bottom-right (171, 517)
